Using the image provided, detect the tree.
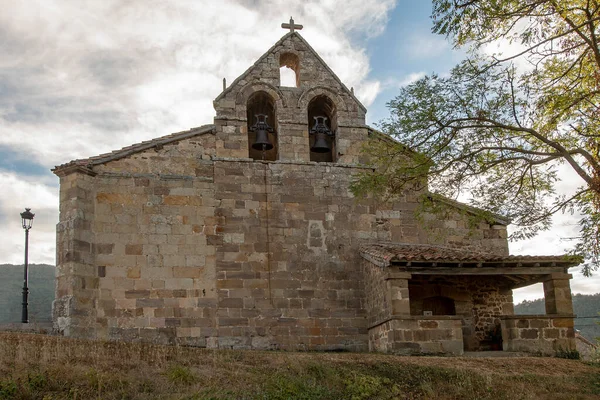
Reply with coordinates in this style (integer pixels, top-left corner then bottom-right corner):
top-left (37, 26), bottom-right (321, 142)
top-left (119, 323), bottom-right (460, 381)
top-left (352, 0), bottom-right (600, 275)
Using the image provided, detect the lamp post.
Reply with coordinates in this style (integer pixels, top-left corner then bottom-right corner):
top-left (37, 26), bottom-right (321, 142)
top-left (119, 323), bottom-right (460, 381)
top-left (20, 208), bottom-right (34, 323)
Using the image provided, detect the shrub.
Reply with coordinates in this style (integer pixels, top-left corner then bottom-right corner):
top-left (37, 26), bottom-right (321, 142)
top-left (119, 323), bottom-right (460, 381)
top-left (555, 348), bottom-right (581, 360)
top-left (0, 380), bottom-right (17, 400)
top-left (166, 365), bottom-right (196, 385)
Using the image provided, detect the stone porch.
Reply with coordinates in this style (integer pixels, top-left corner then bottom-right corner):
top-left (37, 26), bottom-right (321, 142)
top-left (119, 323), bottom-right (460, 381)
top-left (361, 243), bottom-right (579, 355)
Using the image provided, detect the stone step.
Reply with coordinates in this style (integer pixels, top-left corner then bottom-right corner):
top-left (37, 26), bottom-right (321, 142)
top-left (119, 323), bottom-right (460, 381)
top-left (462, 351), bottom-right (530, 358)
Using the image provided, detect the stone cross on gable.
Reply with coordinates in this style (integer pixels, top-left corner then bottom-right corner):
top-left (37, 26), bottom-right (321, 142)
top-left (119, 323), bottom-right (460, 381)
top-left (281, 17), bottom-right (303, 33)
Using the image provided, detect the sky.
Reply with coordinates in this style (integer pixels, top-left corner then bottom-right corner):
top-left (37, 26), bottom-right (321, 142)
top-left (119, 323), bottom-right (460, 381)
top-left (1, 0), bottom-right (597, 303)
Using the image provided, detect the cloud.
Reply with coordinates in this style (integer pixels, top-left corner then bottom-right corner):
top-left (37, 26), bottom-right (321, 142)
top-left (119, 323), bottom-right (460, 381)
top-left (356, 81), bottom-right (381, 108)
top-left (513, 272), bottom-right (600, 304)
top-left (0, 0), bottom-right (396, 266)
top-left (376, 72), bottom-right (426, 95)
top-left (398, 72), bottom-right (426, 87)
top-left (509, 162), bottom-right (595, 303)
top-left (0, 171), bottom-right (58, 265)
top-left (512, 283), bottom-right (544, 304)
top-left (405, 32), bottom-right (449, 60)
top-left (0, 0), bottom-right (395, 163)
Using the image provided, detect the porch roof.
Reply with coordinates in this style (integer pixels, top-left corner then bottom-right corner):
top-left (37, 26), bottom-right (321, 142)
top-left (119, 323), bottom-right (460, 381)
top-left (360, 243), bottom-right (581, 271)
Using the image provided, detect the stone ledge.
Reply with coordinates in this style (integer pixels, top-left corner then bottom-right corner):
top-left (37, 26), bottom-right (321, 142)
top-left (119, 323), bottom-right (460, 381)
top-left (369, 315), bottom-right (463, 330)
top-left (211, 157), bottom-right (372, 169)
top-left (94, 172), bottom-right (213, 182)
top-left (500, 314), bottom-right (576, 320)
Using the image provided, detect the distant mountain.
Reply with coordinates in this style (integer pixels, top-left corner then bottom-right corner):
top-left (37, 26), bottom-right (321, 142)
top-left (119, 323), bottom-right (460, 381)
top-left (515, 293), bottom-right (600, 343)
top-left (0, 264), bottom-right (55, 323)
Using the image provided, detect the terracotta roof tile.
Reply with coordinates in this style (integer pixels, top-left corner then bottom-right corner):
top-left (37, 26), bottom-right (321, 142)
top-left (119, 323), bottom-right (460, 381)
top-left (360, 243), bottom-right (581, 268)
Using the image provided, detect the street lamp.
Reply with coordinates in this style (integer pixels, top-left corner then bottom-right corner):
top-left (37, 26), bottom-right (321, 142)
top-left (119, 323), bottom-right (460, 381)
top-left (20, 208), bottom-right (34, 323)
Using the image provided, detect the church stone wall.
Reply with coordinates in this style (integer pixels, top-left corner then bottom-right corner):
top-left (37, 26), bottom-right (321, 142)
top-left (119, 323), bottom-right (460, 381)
top-left (54, 171), bottom-right (98, 338)
top-left (369, 317), bottom-right (464, 355)
top-left (54, 137), bottom-right (511, 349)
top-left (53, 32), bottom-right (512, 350)
top-left (501, 315), bottom-right (576, 354)
top-left (362, 259), bottom-right (391, 328)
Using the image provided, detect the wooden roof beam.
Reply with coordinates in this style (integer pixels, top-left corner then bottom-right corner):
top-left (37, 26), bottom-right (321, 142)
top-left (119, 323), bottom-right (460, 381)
top-left (398, 266), bottom-right (566, 275)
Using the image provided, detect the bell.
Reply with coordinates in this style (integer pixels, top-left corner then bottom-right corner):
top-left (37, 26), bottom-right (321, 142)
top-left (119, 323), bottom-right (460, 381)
top-left (252, 128), bottom-right (273, 151)
top-left (250, 114), bottom-right (274, 151)
top-left (310, 116), bottom-right (333, 153)
top-left (310, 131), bottom-right (330, 153)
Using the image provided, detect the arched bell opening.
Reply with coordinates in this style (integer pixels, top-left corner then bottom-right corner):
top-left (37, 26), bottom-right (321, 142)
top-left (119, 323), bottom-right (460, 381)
top-left (307, 95), bottom-right (337, 162)
top-left (247, 91), bottom-right (278, 161)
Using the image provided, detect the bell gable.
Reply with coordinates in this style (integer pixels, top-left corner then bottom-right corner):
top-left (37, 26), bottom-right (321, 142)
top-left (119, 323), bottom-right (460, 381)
top-left (212, 32), bottom-right (369, 164)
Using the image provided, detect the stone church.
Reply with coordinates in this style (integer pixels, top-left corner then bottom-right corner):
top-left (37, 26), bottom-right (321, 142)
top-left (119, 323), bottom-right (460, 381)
top-left (52, 23), bottom-right (579, 355)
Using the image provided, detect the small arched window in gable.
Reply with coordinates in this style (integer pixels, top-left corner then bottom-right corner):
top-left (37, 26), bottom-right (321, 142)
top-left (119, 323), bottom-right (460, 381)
top-left (279, 53), bottom-right (300, 87)
top-left (247, 91), bottom-right (278, 161)
top-left (307, 95), bottom-right (337, 162)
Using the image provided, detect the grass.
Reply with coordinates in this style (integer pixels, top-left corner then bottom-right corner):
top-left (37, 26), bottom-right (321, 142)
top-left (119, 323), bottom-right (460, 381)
top-left (0, 332), bottom-right (599, 399)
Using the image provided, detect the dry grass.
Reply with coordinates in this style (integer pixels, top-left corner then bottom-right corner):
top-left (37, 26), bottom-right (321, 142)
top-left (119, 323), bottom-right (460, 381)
top-left (0, 332), bottom-right (599, 399)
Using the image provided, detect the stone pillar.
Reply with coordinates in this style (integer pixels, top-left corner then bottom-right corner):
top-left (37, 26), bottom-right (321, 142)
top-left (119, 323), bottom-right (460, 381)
top-left (386, 272), bottom-right (412, 316)
top-left (500, 288), bottom-right (515, 315)
top-left (543, 273), bottom-right (574, 315)
top-left (53, 168), bottom-right (97, 338)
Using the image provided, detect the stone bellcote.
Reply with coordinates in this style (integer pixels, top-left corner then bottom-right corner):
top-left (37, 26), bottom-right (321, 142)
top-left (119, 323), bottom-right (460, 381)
top-left (212, 31), bottom-right (368, 164)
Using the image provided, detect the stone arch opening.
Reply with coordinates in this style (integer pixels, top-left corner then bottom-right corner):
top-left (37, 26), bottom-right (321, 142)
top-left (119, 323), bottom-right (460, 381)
top-left (307, 95), bottom-right (337, 162)
top-left (247, 91), bottom-right (278, 161)
top-left (279, 52), bottom-right (300, 87)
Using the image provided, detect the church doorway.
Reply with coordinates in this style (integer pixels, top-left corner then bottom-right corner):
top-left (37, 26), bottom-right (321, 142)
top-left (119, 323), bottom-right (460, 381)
top-left (422, 296), bottom-right (456, 316)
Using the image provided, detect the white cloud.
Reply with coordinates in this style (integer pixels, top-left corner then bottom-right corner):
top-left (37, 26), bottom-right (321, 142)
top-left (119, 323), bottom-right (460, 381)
top-left (374, 72), bottom-right (426, 98)
top-left (481, 39), bottom-right (533, 72)
top-left (405, 32), bottom-right (449, 60)
top-left (513, 284), bottom-right (544, 305)
top-left (0, 0), bottom-right (396, 266)
top-left (0, 172), bottom-right (58, 265)
top-left (356, 81), bottom-right (381, 107)
top-left (510, 163), bottom-right (597, 303)
top-left (479, 18), bottom-right (539, 73)
top-left (398, 72), bottom-right (426, 87)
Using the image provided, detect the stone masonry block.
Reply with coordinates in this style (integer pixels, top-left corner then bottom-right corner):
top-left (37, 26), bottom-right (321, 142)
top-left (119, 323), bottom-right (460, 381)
top-left (520, 329), bottom-right (539, 339)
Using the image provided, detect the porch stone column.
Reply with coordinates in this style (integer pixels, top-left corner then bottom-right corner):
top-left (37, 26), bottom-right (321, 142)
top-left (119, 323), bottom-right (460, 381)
top-left (543, 273), bottom-right (574, 315)
top-left (386, 272), bottom-right (412, 316)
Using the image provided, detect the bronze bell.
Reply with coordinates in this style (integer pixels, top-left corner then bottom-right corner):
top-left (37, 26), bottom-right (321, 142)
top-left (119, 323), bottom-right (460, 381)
top-left (310, 116), bottom-right (333, 153)
top-left (250, 114), bottom-right (274, 151)
top-left (253, 127), bottom-right (273, 151)
top-left (311, 131), bottom-right (330, 153)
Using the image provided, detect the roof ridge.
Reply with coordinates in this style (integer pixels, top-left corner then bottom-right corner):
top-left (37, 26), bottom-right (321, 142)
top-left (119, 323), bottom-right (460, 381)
top-left (53, 124), bottom-right (216, 174)
top-left (214, 32), bottom-right (366, 112)
top-left (214, 32), bottom-right (294, 103)
top-left (427, 193), bottom-right (511, 225)
top-left (292, 33), bottom-right (366, 112)
top-left (364, 242), bottom-right (492, 255)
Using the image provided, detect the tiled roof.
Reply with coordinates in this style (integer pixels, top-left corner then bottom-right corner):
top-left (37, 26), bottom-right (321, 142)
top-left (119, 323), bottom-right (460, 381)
top-left (52, 124), bottom-right (216, 174)
top-left (360, 243), bottom-right (581, 268)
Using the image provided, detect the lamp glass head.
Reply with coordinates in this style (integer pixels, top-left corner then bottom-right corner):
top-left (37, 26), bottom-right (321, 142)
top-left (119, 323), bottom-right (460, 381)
top-left (21, 208), bottom-right (34, 230)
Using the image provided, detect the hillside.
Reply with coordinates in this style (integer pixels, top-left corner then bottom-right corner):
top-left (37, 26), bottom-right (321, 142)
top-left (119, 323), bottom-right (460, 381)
top-left (0, 264), bottom-right (55, 323)
top-left (0, 332), bottom-right (598, 400)
top-left (515, 293), bottom-right (600, 342)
